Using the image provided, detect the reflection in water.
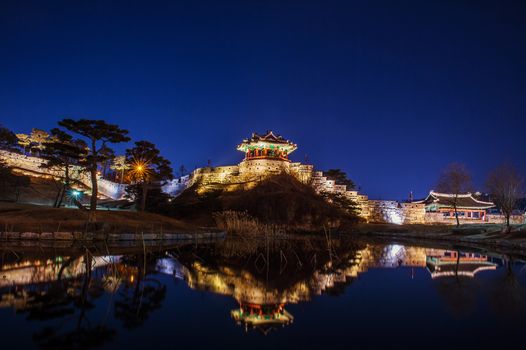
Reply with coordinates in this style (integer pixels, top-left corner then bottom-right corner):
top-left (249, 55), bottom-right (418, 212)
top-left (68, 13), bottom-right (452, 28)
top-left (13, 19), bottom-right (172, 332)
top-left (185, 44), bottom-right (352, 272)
top-left (426, 251), bottom-right (497, 278)
top-left (0, 239), bottom-right (524, 348)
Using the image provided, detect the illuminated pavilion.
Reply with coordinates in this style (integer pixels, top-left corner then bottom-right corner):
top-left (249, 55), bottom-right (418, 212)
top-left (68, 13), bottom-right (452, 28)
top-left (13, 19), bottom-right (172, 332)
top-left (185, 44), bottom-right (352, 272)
top-left (236, 130), bottom-right (297, 162)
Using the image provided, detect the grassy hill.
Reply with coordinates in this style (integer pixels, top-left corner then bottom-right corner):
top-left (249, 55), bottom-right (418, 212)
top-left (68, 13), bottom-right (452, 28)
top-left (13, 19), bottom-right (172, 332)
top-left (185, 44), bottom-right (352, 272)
top-left (168, 174), bottom-right (360, 231)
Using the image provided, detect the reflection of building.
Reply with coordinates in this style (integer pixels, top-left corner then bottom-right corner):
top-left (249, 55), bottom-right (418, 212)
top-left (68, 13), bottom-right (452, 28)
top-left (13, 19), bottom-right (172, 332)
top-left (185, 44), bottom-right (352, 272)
top-left (426, 251), bottom-right (497, 278)
top-left (231, 303), bottom-right (293, 334)
top-left (0, 256), bottom-right (122, 310)
top-left (0, 256), bottom-right (116, 288)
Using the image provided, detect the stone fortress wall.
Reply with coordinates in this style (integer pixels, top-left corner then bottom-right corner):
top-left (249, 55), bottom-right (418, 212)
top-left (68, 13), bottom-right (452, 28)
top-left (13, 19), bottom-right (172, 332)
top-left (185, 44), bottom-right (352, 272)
top-left (367, 200), bottom-right (426, 225)
top-left (0, 150), bottom-right (127, 200)
top-left (5, 149), bottom-right (520, 225)
top-left (164, 158), bottom-right (425, 223)
top-left (0, 129), bottom-right (427, 224)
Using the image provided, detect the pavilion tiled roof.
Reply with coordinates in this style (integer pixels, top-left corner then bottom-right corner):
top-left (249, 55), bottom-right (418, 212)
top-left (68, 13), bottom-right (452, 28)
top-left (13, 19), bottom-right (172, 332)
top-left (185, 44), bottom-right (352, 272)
top-left (237, 130), bottom-right (298, 154)
top-left (416, 191), bottom-right (495, 209)
top-left (247, 131), bottom-right (291, 144)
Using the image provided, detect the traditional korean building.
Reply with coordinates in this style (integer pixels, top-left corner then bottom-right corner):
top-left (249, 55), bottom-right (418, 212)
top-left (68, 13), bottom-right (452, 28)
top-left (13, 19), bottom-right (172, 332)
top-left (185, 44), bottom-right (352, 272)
top-left (236, 131), bottom-right (305, 177)
top-left (237, 131), bottom-right (297, 162)
top-left (416, 191), bottom-right (495, 222)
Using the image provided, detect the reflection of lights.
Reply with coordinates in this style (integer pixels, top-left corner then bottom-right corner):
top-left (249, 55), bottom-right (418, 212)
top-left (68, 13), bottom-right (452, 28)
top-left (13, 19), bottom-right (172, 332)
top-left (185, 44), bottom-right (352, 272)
top-left (156, 258), bottom-right (185, 279)
top-left (387, 244), bottom-right (404, 258)
top-left (429, 265), bottom-right (496, 278)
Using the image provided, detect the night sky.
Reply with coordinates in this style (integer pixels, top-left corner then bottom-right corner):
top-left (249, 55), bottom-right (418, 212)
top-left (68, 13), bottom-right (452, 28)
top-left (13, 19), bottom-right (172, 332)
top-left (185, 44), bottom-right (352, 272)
top-left (1, 0), bottom-right (525, 199)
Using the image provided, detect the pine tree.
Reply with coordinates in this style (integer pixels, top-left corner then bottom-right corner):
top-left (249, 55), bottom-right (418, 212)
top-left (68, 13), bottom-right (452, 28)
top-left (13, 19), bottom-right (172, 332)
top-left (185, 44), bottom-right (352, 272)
top-left (58, 119), bottom-right (130, 216)
top-left (125, 140), bottom-right (173, 211)
top-left (40, 128), bottom-right (88, 207)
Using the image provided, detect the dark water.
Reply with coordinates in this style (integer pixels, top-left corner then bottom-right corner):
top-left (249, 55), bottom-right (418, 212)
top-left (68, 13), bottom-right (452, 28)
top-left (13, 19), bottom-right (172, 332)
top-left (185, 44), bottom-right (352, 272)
top-left (1, 237), bottom-right (525, 349)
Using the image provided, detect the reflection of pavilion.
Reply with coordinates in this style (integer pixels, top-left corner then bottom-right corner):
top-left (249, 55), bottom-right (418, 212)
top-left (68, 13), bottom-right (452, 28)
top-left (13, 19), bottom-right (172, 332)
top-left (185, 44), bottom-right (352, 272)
top-left (231, 303), bottom-right (294, 334)
top-left (426, 251), bottom-right (497, 278)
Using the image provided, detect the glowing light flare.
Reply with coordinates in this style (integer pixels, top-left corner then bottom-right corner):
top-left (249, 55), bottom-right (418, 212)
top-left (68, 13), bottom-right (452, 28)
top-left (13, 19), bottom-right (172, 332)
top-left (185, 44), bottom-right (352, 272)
top-left (129, 158), bottom-right (152, 182)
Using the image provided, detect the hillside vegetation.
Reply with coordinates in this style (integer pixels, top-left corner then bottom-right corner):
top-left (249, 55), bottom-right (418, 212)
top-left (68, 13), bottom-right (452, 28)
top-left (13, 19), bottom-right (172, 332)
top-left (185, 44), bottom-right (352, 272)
top-left (168, 174), bottom-right (360, 232)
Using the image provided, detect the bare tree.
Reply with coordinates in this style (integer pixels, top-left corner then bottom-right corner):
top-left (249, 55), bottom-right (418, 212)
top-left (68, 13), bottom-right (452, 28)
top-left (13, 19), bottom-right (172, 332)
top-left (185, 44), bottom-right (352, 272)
top-left (436, 163), bottom-right (473, 227)
top-left (486, 164), bottom-right (524, 229)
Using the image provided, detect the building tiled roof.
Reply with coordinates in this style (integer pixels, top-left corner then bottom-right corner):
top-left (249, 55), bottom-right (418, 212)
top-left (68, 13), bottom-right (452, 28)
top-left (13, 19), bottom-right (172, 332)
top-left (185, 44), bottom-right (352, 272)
top-left (416, 191), bottom-right (495, 209)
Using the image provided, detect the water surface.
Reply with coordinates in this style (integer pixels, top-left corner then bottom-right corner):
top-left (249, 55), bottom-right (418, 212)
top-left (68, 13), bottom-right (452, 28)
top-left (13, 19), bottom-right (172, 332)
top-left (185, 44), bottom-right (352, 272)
top-left (1, 237), bottom-right (525, 349)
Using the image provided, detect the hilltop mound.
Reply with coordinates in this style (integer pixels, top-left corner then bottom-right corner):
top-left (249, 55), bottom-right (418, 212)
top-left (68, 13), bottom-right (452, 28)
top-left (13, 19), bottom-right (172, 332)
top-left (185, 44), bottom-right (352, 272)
top-left (168, 174), bottom-right (360, 231)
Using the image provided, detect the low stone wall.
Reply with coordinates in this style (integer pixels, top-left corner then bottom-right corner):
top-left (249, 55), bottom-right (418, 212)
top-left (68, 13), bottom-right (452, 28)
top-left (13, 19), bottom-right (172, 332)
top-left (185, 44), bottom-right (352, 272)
top-left (423, 212), bottom-right (525, 225)
top-left (0, 230), bottom-right (226, 241)
top-left (487, 214), bottom-right (525, 224)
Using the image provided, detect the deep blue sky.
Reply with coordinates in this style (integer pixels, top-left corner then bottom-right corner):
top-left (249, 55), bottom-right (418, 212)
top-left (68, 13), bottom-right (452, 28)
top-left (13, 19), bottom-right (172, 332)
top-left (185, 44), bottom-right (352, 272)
top-left (1, 0), bottom-right (525, 199)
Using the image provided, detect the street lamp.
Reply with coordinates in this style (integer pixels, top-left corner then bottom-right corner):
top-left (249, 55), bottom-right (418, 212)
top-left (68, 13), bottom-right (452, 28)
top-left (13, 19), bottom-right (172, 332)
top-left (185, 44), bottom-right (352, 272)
top-left (69, 189), bottom-right (82, 201)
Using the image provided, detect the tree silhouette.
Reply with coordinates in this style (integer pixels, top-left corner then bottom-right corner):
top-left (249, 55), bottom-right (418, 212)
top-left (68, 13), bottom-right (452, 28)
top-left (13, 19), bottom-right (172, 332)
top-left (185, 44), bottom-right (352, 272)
top-left (40, 128), bottom-right (88, 207)
top-left (0, 124), bottom-right (18, 151)
top-left (436, 163), bottom-right (473, 227)
top-left (324, 169), bottom-right (356, 190)
top-left (114, 254), bottom-right (167, 328)
top-left (14, 252), bottom-right (116, 349)
top-left (125, 140), bottom-right (173, 211)
top-left (487, 164), bottom-right (524, 229)
top-left (57, 119), bottom-right (130, 217)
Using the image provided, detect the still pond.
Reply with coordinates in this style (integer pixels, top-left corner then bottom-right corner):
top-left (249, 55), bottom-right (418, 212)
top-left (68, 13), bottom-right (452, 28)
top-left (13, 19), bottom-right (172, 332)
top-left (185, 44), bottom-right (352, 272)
top-left (0, 237), bottom-right (525, 349)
